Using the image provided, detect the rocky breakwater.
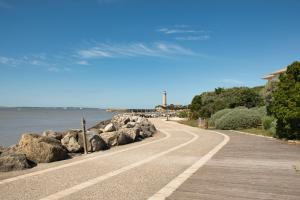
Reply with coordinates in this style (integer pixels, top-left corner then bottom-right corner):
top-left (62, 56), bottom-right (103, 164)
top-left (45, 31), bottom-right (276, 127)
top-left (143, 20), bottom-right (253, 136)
top-left (0, 114), bottom-right (156, 172)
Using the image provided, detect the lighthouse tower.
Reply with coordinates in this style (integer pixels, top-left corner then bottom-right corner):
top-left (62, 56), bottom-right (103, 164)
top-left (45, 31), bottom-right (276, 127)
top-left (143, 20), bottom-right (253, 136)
top-left (162, 91), bottom-right (167, 108)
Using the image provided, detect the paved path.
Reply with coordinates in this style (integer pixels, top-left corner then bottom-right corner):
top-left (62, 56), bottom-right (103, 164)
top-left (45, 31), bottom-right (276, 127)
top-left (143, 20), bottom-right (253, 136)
top-left (168, 130), bottom-right (300, 200)
top-left (0, 120), bottom-right (299, 200)
top-left (0, 119), bottom-right (225, 200)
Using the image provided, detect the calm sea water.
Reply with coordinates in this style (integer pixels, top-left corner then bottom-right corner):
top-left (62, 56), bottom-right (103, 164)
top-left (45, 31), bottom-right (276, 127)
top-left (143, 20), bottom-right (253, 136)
top-left (0, 107), bottom-right (117, 147)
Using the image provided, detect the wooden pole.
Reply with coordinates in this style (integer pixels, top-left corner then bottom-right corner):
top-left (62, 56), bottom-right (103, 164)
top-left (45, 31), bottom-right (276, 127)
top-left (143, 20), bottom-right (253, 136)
top-left (81, 117), bottom-right (88, 154)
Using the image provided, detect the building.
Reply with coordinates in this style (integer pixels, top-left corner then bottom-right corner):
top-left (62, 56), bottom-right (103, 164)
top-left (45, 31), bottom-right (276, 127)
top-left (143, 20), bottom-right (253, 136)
top-left (155, 91), bottom-right (168, 112)
top-left (162, 91), bottom-right (167, 108)
top-left (262, 67), bottom-right (287, 82)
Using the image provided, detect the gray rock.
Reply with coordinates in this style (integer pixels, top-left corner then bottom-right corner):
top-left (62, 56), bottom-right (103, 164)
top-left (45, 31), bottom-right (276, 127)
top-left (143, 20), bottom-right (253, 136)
top-left (0, 144), bottom-right (20, 156)
top-left (18, 133), bottom-right (68, 163)
top-left (0, 146), bottom-right (5, 155)
top-left (123, 117), bottom-right (130, 125)
top-left (88, 128), bottom-right (103, 134)
top-left (139, 130), bottom-right (153, 138)
top-left (86, 131), bottom-right (108, 152)
top-left (0, 153), bottom-right (34, 172)
top-left (89, 119), bottom-right (111, 130)
top-left (149, 124), bottom-right (157, 133)
top-left (61, 130), bottom-right (83, 153)
top-left (117, 132), bottom-right (133, 145)
top-left (104, 123), bottom-right (116, 132)
top-left (100, 131), bottom-right (119, 147)
top-left (125, 122), bottom-right (136, 128)
top-left (118, 128), bottom-right (140, 141)
top-left (42, 130), bottom-right (64, 140)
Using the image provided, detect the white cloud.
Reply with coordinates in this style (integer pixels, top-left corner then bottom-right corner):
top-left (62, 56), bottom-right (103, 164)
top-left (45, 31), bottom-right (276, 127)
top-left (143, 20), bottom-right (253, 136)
top-left (0, 56), bottom-right (19, 66)
top-left (78, 49), bottom-right (112, 58)
top-left (76, 60), bottom-right (90, 65)
top-left (157, 25), bottom-right (211, 41)
top-left (157, 28), bottom-right (201, 34)
top-left (48, 67), bottom-right (71, 72)
top-left (76, 42), bottom-right (198, 59)
top-left (175, 35), bottom-right (210, 41)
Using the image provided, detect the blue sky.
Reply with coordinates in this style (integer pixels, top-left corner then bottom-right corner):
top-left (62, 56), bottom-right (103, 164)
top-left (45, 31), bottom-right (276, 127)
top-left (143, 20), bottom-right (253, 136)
top-left (0, 0), bottom-right (299, 108)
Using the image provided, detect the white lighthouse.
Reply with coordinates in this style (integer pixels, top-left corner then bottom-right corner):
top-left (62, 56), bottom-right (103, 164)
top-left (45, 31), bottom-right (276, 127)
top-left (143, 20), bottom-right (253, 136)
top-left (162, 91), bottom-right (167, 108)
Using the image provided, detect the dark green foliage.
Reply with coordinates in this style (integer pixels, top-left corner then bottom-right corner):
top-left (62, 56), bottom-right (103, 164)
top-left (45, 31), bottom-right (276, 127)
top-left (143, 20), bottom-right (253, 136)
top-left (215, 108), bottom-right (261, 130)
top-left (189, 95), bottom-right (202, 118)
top-left (189, 87), bottom-right (265, 119)
top-left (270, 61), bottom-right (300, 139)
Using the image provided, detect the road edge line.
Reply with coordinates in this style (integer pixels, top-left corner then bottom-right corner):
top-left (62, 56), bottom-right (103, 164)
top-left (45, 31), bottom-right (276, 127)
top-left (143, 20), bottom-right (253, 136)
top-left (0, 130), bottom-right (170, 185)
top-left (39, 129), bottom-right (198, 200)
top-left (148, 130), bottom-right (230, 200)
top-left (230, 130), bottom-right (275, 139)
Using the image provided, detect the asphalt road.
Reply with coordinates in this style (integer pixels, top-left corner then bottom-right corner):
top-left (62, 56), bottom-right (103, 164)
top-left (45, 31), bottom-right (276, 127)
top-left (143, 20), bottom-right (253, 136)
top-left (0, 119), bottom-right (299, 200)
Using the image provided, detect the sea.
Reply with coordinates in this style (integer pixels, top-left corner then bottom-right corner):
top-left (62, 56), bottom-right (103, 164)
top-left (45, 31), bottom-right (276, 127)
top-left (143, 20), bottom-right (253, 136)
top-left (0, 107), bottom-right (118, 147)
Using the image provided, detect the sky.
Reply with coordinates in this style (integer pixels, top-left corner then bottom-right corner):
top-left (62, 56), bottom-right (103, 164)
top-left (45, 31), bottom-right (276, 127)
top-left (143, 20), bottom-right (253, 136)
top-left (0, 0), bottom-right (299, 108)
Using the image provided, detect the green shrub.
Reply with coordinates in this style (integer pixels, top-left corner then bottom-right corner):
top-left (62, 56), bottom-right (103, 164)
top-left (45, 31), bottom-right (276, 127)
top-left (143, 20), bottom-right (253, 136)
top-left (251, 106), bottom-right (267, 118)
top-left (268, 120), bottom-right (277, 136)
top-left (270, 61), bottom-right (300, 139)
top-left (215, 109), bottom-right (261, 130)
top-left (177, 110), bottom-right (189, 118)
top-left (262, 116), bottom-right (275, 130)
top-left (210, 109), bottom-right (232, 125)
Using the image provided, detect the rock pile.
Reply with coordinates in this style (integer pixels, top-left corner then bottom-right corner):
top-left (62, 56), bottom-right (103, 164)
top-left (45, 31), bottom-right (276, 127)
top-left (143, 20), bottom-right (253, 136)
top-left (0, 114), bottom-right (156, 172)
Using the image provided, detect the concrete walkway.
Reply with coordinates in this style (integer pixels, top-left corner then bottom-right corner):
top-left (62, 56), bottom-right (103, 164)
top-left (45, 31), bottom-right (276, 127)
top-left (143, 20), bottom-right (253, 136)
top-left (0, 119), bottom-right (225, 200)
top-left (168, 130), bottom-right (300, 200)
top-left (0, 120), bottom-right (299, 200)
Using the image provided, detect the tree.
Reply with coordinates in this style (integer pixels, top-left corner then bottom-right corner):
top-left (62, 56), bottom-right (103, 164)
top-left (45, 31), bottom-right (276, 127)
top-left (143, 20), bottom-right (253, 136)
top-left (270, 61), bottom-right (300, 139)
top-left (189, 86), bottom-right (265, 119)
top-left (189, 95), bottom-right (202, 119)
top-left (263, 81), bottom-right (278, 115)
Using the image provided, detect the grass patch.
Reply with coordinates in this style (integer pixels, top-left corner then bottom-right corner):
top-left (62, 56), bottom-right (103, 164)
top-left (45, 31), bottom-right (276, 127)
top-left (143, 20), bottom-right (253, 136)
top-left (239, 128), bottom-right (275, 137)
top-left (178, 119), bottom-right (199, 127)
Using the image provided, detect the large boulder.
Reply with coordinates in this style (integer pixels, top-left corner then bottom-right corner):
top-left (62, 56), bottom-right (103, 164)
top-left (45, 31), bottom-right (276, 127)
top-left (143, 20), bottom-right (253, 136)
top-left (118, 128), bottom-right (140, 142)
top-left (42, 130), bottom-right (64, 141)
top-left (61, 130), bottom-right (108, 153)
top-left (0, 146), bottom-right (5, 155)
top-left (123, 121), bottom-right (136, 128)
top-left (104, 123), bottom-right (116, 132)
top-left (100, 131), bottom-right (119, 147)
top-left (61, 130), bottom-right (82, 153)
top-left (0, 144), bottom-right (20, 156)
top-left (18, 133), bottom-right (68, 163)
top-left (0, 153), bottom-right (34, 172)
top-left (117, 132), bottom-right (133, 145)
top-left (111, 115), bottom-right (133, 129)
top-left (85, 131), bottom-right (108, 152)
top-left (88, 119), bottom-right (111, 130)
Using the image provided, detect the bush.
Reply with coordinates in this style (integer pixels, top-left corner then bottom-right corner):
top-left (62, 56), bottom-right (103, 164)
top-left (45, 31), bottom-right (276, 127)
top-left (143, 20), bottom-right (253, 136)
top-left (177, 110), bottom-right (189, 118)
top-left (270, 61), bottom-right (300, 139)
top-left (189, 86), bottom-right (265, 118)
top-left (268, 120), bottom-right (277, 136)
top-left (262, 116), bottom-right (275, 130)
top-left (215, 109), bottom-right (261, 130)
top-left (210, 109), bottom-right (232, 125)
top-left (251, 106), bottom-right (267, 118)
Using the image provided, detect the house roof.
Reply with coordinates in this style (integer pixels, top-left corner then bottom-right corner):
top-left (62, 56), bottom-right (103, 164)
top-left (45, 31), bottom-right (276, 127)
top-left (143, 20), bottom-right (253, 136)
top-left (262, 67), bottom-right (287, 80)
top-left (270, 67), bottom-right (287, 75)
top-left (262, 74), bottom-right (276, 80)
